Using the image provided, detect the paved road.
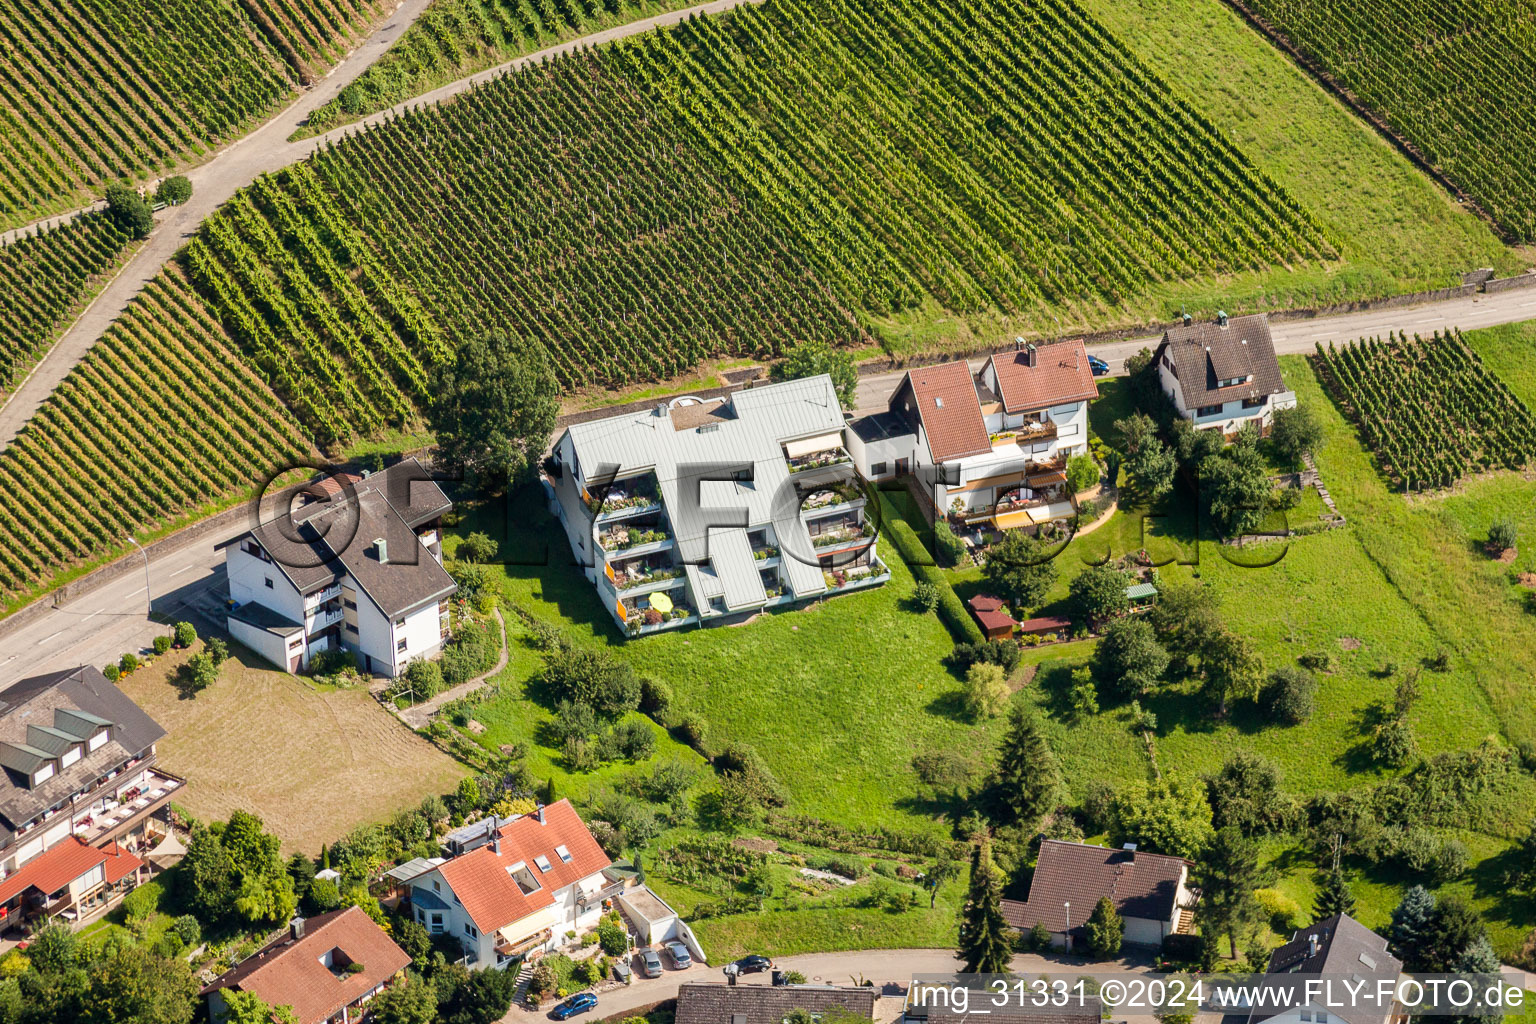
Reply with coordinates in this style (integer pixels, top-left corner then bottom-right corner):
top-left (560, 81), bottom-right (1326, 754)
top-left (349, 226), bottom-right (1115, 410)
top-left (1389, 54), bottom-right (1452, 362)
top-left (849, 287), bottom-right (1536, 415)
top-left (0, 0), bottom-right (762, 450)
top-left (500, 948), bottom-right (1153, 1024)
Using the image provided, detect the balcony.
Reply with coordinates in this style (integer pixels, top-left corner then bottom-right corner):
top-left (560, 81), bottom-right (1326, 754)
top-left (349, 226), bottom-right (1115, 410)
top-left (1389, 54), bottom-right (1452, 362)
top-left (786, 447), bottom-right (852, 474)
top-left (589, 474), bottom-right (663, 523)
top-left (71, 768), bottom-right (181, 846)
top-left (608, 559), bottom-right (685, 597)
top-left (809, 521), bottom-right (873, 552)
top-left (497, 927), bottom-right (552, 958)
top-left (990, 421), bottom-right (1059, 450)
top-left (304, 583), bottom-right (342, 609)
top-left (576, 878), bottom-right (628, 912)
top-left (307, 602), bottom-right (344, 630)
top-left (821, 556), bottom-right (891, 593)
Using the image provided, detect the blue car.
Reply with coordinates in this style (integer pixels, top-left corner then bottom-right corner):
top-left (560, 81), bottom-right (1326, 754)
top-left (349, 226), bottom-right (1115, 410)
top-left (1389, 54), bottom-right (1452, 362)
top-left (551, 993), bottom-right (599, 1020)
top-left (1087, 354), bottom-right (1110, 376)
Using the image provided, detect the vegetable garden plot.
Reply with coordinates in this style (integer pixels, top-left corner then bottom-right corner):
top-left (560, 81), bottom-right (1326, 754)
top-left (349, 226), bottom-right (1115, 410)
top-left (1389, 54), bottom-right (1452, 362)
top-left (1310, 329), bottom-right (1536, 491)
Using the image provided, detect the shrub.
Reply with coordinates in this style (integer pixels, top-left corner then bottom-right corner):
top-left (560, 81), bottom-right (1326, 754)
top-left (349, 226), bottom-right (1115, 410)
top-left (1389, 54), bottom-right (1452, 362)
top-left (950, 639), bottom-right (1020, 674)
top-left (933, 519), bottom-right (967, 568)
top-left (1425, 649), bottom-right (1451, 672)
top-left (181, 652), bottom-right (219, 692)
top-left (1254, 888), bottom-right (1304, 932)
top-left (808, 854), bottom-right (868, 879)
top-left (173, 621), bottom-right (197, 648)
top-left (675, 713), bottom-right (708, 753)
top-left (962, 662), bottom-right (1010, 719)
top-left (596, 920), bottom-right (628, 955)
top-left (1298, 649), bottom-right (1337, 673)
top-left (1371, 717), bottom-right (1417, 767)
top-left (605, 720), bottom-right (655, 762)
top-left (1488, 517), bottom-right (1518, 553)
top-left (1161, 933), bottom-right (1203, 965)
top-left (154, 176), bottom-right (192, 205)
top-left (1263, 665), bottom-right (1317, 725)
top-left (912, 580), bottom-right (941, 612)
top-left (403, 658), bottom-right (444, 699)
top-left (105, 182), bottom-right (152, 238)
top-left (152, 635), bottom-right (171, 655)
top-left (883, 516), bottom-right (983, 643)
top-left (308, 877), bottom-right (341, 912)
top-left (204, 637), bottom-right (229, 666)
top-left (1028, 921), bottom-right (1053, 952)
top-left (122, 881), bottom-right (162, 925)
top-left (1270, 404), bottom-right (1324, 464)
top-left (1067, 453), bottom-right (1100, 493)
top-left (639, 677), bottom-right (672, 719)
top-left (102, 663), bottom-right (121, 682)
top-left (459, 531), bottom-right (499, 563)
top-left (542, 646), bottom-right (640, 721)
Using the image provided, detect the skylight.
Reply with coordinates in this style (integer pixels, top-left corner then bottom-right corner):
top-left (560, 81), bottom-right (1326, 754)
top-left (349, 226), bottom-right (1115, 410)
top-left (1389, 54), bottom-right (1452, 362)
top-left (1359, 953), bottom-right (1376, 969)
top-left (555, 845), bottom-right (572, 863)
top-left (534, 855), bottom-right (552, 872)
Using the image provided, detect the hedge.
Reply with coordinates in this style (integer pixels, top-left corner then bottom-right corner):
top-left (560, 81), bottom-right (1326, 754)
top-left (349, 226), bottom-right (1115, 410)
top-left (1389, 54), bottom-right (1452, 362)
top-left (882, 512), bottom-right (985, 645)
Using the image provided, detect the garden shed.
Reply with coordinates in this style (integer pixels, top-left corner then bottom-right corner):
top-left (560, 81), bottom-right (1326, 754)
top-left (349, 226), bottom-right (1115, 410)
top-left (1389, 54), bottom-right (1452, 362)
top-left (1017, 615), bottom-right (1071, 638)
top-left (966, 594), bottom-right (1017, 640)
top-left (1125, 581), bottom-right (1158, 609)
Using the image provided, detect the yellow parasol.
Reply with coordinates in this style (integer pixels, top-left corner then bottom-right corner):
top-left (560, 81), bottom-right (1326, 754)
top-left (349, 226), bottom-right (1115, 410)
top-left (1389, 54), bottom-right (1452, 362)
top-left (649, 592), bottom-right (673, 614)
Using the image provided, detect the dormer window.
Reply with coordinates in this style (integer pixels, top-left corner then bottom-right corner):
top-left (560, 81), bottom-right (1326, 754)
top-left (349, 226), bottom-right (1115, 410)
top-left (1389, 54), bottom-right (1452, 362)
top-left (60, 745), bottom-right (82, 770)
top-left (1217, 374), bottom-right (1251, 388)
top-left (88, 728), bottom-right (109, 753)
top-left (32, 763), bottom-right (55, 786)
top-left (506, 862), bottom-right (541, 894)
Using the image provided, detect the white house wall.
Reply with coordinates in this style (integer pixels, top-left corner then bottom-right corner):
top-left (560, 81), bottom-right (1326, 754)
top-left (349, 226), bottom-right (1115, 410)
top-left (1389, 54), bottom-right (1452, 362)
top-left (392, 599), bottom-right (446, 675)
top-left (227, 545), bottom-right (306, 623)
top-left (229, 617), bottom-right (295, 672)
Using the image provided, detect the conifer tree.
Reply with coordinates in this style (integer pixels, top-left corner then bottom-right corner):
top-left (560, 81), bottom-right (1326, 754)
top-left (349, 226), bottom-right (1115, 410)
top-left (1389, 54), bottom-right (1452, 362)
top-left (989, 705), bottom-right (1060, 827)
top-left (1085, 895), bottom-right (1124, 958)
top-left (1313, 838), bottom-right (1356, 920)
top-left (959, 842), bottom-right (1013, 974)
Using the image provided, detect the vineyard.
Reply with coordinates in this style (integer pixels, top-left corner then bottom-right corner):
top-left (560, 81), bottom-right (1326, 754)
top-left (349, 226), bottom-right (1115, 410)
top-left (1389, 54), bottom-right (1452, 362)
top-left (1311, 330), bottom-right (1536, 491)
top-left (184, 55), bottom-right (861, 442)
top-left (0, 0), bottom-right (390, 228)
top-left (0, 210), bottom-right (131, 389)
top-left (612, 0), bottom-right (1332, 319)
top-left (301, 0), bottom-right (698, 135)
top-left (0, 266), bottom-right (313, 604)
top-left (1240, 0), bottom-right (1536, 243)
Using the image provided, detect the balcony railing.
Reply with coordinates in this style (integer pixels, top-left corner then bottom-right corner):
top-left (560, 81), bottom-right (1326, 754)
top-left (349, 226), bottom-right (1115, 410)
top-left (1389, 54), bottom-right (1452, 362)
top-left (787, 448), bottom-right (853, 474)
top-left (990, 422), bottom-right (1058, 449)
top-left (72, 769), bottom-right (181, 844)
top-left (304, 583), bottom-right (343, 609)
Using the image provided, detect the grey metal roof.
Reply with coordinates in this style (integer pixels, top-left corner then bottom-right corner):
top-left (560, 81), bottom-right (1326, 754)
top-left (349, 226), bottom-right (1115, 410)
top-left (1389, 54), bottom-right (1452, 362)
top-left (563, 376), bottom-right (846, 606)
top-left (709, 529), bottom-right (768, 610)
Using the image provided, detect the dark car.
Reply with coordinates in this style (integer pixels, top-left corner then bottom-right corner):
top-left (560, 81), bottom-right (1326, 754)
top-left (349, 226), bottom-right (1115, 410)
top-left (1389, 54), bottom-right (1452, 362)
top-left (552, 993), bottom-right (599, 1020)
top-left (1087, 354), bottom-right (1110, 376)
top-left (734, 954), bottom-right (773, 974)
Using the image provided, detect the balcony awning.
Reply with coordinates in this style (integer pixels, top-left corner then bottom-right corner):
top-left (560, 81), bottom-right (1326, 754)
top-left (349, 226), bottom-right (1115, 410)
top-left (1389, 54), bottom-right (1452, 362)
top-left (783, 432), bottom-right (843, 459)
top-left (497, 903), bottom-right (563, 946)
top-left (1027, 501), bottom-right (1075, 523)
top-left (1026, 469), bottom-right (1067, 486)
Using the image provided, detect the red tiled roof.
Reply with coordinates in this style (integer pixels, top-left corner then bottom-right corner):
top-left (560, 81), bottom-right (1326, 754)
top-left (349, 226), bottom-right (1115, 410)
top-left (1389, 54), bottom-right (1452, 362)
top-left (1017, 615), bottom-right (1071, 634)
top-left (201, 906), bottom-right (411, 1024)
top-left (986, 340), bottom-right (1099, 413)
top-left (895, 361), bottom-right (991, 464)
top-left (1001, 840), bottom-right (1188, 933)
top-left (967, 594), bottom-right (1016, 634)
top-left (968, 594), bottom-right (1006, 613)
top-left (99, 841), bottom-right (143, 884)
top-left (434, 799), bottom-right (611, 933)
top-left (0, 836), bottom-right (131, 904)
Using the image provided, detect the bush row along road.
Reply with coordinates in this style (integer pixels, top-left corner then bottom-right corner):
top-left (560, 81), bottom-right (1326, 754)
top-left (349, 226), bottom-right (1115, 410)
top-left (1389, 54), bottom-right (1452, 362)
top-left (0, 0), bottom-right (766, 450)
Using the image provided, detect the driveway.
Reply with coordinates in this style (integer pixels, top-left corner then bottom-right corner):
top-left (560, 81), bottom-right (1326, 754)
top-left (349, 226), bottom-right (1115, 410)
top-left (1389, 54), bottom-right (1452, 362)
top-left (502, 948), bottom-right (1155, 1023)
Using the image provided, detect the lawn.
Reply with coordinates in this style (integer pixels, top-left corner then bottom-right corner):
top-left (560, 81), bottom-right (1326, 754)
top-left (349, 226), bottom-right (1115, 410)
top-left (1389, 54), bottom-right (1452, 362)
top-left (1465, 320), bottom-right (1536, 411)
top-left (1076, 0), bottom-right (1524, 302)
top-left (117, 645), bottom-right (466, 855)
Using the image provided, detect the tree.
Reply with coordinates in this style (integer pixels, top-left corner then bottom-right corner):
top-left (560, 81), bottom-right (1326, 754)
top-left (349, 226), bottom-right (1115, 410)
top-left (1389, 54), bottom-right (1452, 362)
top-left (181, 652), bottom-right (218, 692)
top-left (923, 848), bottom-right (962, 908)
top-left (1092, 617), bottom-right (1169, 701)
top-left (441, 961), bottom-right (518, 1024)
top-left (912, 581), bottom-right (941, 612)
top-left (1146, 584), bottom-right (1222, 677)
top-left (1206, 752), bottom-right (1293, 837)
top-left (981, 530), bottom-right (1059, 612)
top-left (79, 942), bottom-right (198, 1024)
top-left (1200, 628), bottom-right (1263, 715)
top-left (1488, 517), bottom-right (1518, 554)
top-left (205, 637), bottom-right (229, 666)
top-left (959, 842), bottom-right (1013, 973)
top-left (222, 990), bottom-right (300, 1024)
top-left (1313, 862), bottom-right (1356, 920)
top-left (371, 974), bottom-right (437, 1024)
top-left (1509, 819), bottom-right (1536, 892)
top-left (988, 705), bottom-right (1059, 827)
top-left (1388, 886), bottom-right (1436, 970)
top-left (184, 827), bottom-right (235, 921)
top-left (154, 176), bottom-right (193, 206)
top-left (1066, 453), bottom-right (1100, 493)
top-left (1118, 413), bottom-right (1177, 497)
top-left (541, 646), bottom-right (640, 721)
top-left (770, 339), bottom-right (857, 408)
top-left (105, 183), bottom-right (153, 238)
top-left (1068, 667), bottom-right (1100, 721)
top-left (1068, 564), bottom-right (1130, 628)
top-left (1113, 773), bottom-right (1214, 860)
top-left (1269, 404), bottom-right (1324, 465)
top-left (458, 532), bottom-right (498, 564)
top-left (427, 330), bottom-right (558, 492)
top-left (1201, 443), bottom-right (1271, 538)
top-left (963, 662), bottom-right (1010, 720)
top-left (1084, 895), bottom-right (1124, 959)
top-left (1417, 895), bottom-right (1486, 973)
top-left (1263, 665), bottom-right (1317, 725)
top-left (173, 621), bottom-right (197, 648)
top-left (1198, 826), bottom-right (1272, 958)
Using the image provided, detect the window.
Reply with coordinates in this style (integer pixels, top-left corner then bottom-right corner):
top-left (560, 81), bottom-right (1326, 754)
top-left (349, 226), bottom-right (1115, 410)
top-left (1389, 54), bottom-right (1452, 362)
top-left (344, 599), bottom-right (357, 611)
top-left (870, 462), bottom-right (888, 476)
top-left (555, 845), bottom-right (572, 863)
top-left (534, 855), bottom-right (552, 873)
top-left (397, 638), bottom-right (408, 653)
top-left (394, 616), bottom-right (405, 627)
top-left (429, 911), bottom-right (444, 934)
top-left (61, 747), bottom-right (81, 770)
top-left (345, 623), bottom-right (358, 635)
top-left (264, 577), bottom-right (274, 589)
top-left (433, 880), bottom-right (440, 892)
top-left (88, 729), bottom-right (109, 752)
top-left (32, 763), bottom-right (55, 785)
top-left (1300, 1013), bottom-right (1312, 1022)
top-left (464, 922), bottom-right (477, 937)
top-left (1317, 1015), bottom-right (1328, 1022)
top-left (1196, 404), bottom-right (1222, 417)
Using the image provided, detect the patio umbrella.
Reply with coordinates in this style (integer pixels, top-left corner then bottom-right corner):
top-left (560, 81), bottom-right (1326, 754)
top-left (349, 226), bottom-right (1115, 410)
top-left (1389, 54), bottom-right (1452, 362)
top-left (649, 592), bottom-right (673, 614)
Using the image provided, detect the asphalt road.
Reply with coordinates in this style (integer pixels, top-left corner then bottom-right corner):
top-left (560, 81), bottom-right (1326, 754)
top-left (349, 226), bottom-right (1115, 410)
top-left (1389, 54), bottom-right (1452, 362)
top-left (850, 287), bottom-right (1536, 414)
top-left (0, 0), bottom-right (765, 449)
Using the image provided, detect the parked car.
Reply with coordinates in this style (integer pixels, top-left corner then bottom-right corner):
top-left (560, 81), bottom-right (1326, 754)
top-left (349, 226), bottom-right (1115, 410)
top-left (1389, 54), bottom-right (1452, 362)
top-left (639, 948), bottom-right (664, 978)
top-left (1087, 354), bottom-right (1110, 376)
top-left (733, 954), bottom-right (773, 974)
top-left (666, 941), bottom-right (692, 968)
top-left (552, 993), bottom-right (599, 1020)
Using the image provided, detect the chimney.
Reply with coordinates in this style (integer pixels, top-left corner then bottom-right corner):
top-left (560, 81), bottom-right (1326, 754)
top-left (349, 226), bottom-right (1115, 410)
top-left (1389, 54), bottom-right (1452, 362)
top-left (534, 804), bottom-right (545, 824)
top-left (1217, 310), bottom-right (1229, 327)
top-left (492, 836), bottom-right (501, 856)
top-left (1025, 343), bottom-right (1037, 368)
top-left (1183, 312), bottom-right (1193, 326)
top-left (1014, 336), bottom-right (1025, 351)
top-left (1308, 934), bottom-right (1320, 957)
top-left (374, 538), bottom-right (388, 564)
top-left (290, 916), bottom-right (305, 941)
top-left (654, 402), bottom-right (668, 417)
